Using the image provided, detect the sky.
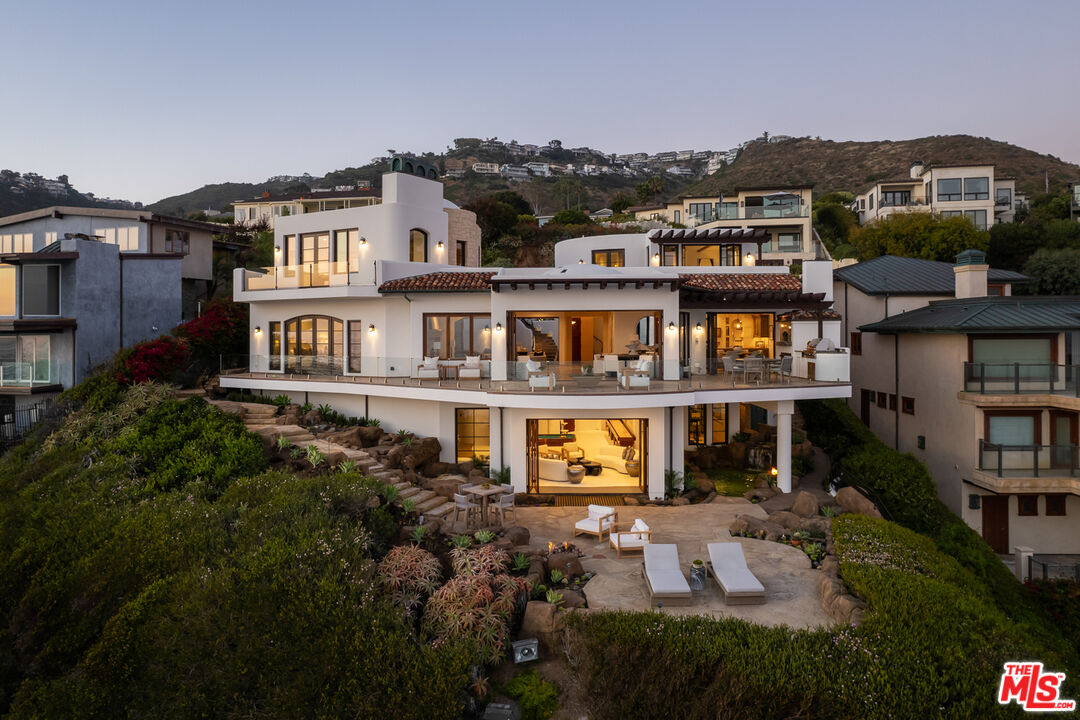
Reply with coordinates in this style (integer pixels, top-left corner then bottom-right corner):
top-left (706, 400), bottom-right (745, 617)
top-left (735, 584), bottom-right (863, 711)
top-left (2, 0), bottom-right (1078, 204)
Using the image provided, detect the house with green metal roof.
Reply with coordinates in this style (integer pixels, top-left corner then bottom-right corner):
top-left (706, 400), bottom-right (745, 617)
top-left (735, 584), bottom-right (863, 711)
top-left (843, 251), bottom-right (1079, 563)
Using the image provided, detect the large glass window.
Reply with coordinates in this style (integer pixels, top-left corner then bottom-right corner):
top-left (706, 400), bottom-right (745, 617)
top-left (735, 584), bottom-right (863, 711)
top-left (688, 405), bottom-right (706, 446)
top-left (410, 229), bottom-right (428, 262)
top-left (0, 264), bottom-right (14, 315)
top-left (591, 249), bottom-right (625, 267)
top-left (881, 190), bottom-right (910, 207)
top-left (165, 230), bottom-right (189, 254)
top-left (269, 321), bottom-right (281, 371)
top-left (283, 315), bottom-right (343, 373)
top-left (995, 187), bottom-right (1012, 206)
top-left (455, 408), bottom-right (490, 463)
top-left (20, 335), bottom-right (49, 382)
top-left (348, 320), bottom-right (363, 372)
top-left (682, 244), bottom-right (721, 266)
top-left (424, 314), bottom-right (492, 359)
top-left (720, 202), bottom-right (738, 219)
top-left (964, 177), bottom-right (989, 201)
top-left (22, 264), bottom-right (59, 316)
top-left (771, 232), bottom-right (802, 252)
top-left (333, 229), bottom-right (357, 272)
top-left (964, 209), bottom-right (988, 230)
top-left (937, 178), bottom-right (962, 202)
top-left (987, 415), bottom-right (1036, 445)
top-left (687, 203), bottom-right (715, 221)
top-left (662, 244), bottom-right (679, 266)
top-left (711, 404), bottom-right (727, 445)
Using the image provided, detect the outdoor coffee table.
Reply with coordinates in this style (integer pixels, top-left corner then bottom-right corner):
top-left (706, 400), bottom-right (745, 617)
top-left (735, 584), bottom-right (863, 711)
top-left (577, 460), bottom-right (602, 476)
top-left (461, 483), bottom-right (506, 525)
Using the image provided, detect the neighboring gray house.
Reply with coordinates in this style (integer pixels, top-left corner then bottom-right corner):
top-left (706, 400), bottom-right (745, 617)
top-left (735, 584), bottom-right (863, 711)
top-left (0, 206), bottom-right (226, 319)
top-left (0, 237), bottom-right (181, 412)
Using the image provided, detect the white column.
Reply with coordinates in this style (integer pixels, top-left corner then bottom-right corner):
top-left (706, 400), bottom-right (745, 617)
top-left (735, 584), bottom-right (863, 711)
top-left (1013, 546), bottom-right (1034, 583)
top-left (491, 319), bottom-right (508, 381)
top-left (662, 311), bottom-right (680, 380)
top-left (667, 407), bottom-right (685, 500)
top-left (727, 403), bottom-right (741, 438)
top-left (776, 400), bottom-right (793, 493)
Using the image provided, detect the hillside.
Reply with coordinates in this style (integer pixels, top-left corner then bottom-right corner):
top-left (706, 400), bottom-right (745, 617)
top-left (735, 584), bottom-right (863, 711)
top-left (683, 135), bottom-right (1080, 198)
top-left (0, 170), bottom-right (136, 216)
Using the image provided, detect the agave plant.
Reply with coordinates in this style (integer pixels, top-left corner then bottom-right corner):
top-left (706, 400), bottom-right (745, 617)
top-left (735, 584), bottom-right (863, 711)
top-left (548, 569), bottom-right (566, 585)
top-left (382, 484), bottom-right (400, 504)
top-left (473, 529), bottom-right (496, 544)
top-left (364, 417), bottom-right (381, 427)
top-left (410, 525), bottom-right (430, 544)
top-left (402, 498), bottom-right (417, 514)
top-left (289, 446), bottom-right (304, 459)
top-left (449, 534), bottom-right (473, 550)
top-left (820, 505), bottom-right (839, 518)
top-left (305, 444), bottom-right (325, 468)
top-left (271, 394), bottom-right (291, 408)
top-left (545, 589), bottom-right (564, 607)
top-left (511, 552), bottom-right (531, 572)
top-left (275, 435), bottom-right (292, 450)
top-left (317, 403), bottom-right (334, 416)
top-left (336, 460), bottom-right (359, 474)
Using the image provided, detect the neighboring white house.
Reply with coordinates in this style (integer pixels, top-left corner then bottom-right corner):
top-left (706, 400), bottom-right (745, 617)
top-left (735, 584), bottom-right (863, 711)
top-left (526, 162), bottom-right (551, 177)
top-left (834, 252), bottom-right (1080, 558)
top-left (234, 187), bottom-right (380, 229)
top-left (853, 162), bottom-right (1017, 228)
top-left (224, 170), bottom-right (851, 506)
top-left (472, 162), bottom-right (500, 175)
top-left (500, 165), bottom-right (530, 182)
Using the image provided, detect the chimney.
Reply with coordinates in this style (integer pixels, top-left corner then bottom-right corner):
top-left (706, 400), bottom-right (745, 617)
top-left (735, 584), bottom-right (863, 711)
top-left (909, 160), bottom-right (924, 179)
top-left (954, 249), bottom-right (989, 299)
top-left (261, 191), bottom-right (271, 198)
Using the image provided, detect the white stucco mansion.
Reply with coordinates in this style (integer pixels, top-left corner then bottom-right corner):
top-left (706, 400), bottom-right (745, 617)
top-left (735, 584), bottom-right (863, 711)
top-left (222, 166), bottom-right (852, 499)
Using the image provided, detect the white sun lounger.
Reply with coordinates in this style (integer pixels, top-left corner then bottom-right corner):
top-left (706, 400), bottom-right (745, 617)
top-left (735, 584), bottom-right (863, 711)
top-left (707, 542), bottom-right (766, 605)
top-left (642, 544), bottom-right (692, 606)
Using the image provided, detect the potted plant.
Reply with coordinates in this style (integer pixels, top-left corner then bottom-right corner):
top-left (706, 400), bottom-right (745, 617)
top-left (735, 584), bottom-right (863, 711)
top-left (791, 530), bottom-right (809, 548)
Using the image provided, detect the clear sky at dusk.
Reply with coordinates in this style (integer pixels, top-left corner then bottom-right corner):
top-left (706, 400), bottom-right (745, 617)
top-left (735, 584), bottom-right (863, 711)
top-left (2, 0), bottom-right (1078, 203)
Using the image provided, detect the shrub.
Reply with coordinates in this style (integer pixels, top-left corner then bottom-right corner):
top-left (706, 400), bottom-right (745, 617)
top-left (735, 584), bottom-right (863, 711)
top-left (172, 298), bottom-right (247, 360)
top-left (504, 670), bottom-right (560, 720)
top-left (450, 545), bottom-right (508, 576)
top-left (304, 444), bottom-right (324, 468)
top-left (115, 335), bottom-right (189, 385)
top-left (379, 544), bottom-right (443, 611)
top-left (840, 444), bottom-right (944, 533)
top-left (422, 572), bottom-right (527, 665)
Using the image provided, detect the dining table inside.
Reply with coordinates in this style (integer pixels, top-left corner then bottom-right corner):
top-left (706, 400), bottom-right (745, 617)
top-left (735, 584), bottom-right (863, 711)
top-left (460, 483), bottom-right (510, 525)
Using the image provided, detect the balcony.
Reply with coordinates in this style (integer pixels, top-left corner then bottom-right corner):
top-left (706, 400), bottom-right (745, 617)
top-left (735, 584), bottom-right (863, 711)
top-left (978, 440), bottom-right (1079, 479)
top-left (0, 360), bottom-right (62, 390)
top-left (962, 362), bottom-right (1080, 397)
top-left (223, 355), bottom-right (847, 397)
top-left (242, 262), bottom-right (366, 291)
top-left (685, 206), bottom-right (809, 227)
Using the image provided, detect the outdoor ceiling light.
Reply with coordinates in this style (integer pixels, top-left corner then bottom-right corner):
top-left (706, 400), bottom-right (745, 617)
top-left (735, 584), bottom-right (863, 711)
top-left (368, 324), bottom-right (376, 333)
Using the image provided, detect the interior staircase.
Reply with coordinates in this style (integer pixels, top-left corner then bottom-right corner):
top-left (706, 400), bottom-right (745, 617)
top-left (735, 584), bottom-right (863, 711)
top-left (208, 399), bottom-right (455, 520)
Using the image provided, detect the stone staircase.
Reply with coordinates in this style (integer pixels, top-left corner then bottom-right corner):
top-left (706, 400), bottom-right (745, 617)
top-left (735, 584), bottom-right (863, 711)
top-left (207, 399), bottom-right (454, 520)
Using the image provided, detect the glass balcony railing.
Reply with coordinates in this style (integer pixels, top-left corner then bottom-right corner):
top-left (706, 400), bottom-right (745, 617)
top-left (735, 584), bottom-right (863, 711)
top-left (978, 439), bottom-right (1080, 478)
top-left (242, 261), bottom-right (365, 291)
top-left (684, 206), bottom-right (809, 226)
top-left (0, 360), bottom-right (57, 387)
top-left (962, 362), bottom-right (1080, 396)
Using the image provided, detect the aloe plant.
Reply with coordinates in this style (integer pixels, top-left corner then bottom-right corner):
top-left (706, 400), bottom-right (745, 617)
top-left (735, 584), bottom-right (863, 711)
top-left (275, 435), bottom-right (292, 450)
top-left (305, 444), bottom-right (324, 468)
top-left (545, 589), bottom-right (564, 607)
top-left (410, 525), bottom-right (429, 544)
top-left (548, 569), bottom-right (566, 585)
top-left (511, 552), bottom-right (530, 572)
top-left (336, 460), bottom-right (359, 474)
top-left (382, 484), bottom-right (400, 504)
top-left (289, 446), bottom-right (304, 459)
top-left (473, 529), bottom-right (496, 544)
top-left (402, 498), bottom-right (417, 514)
top-left (820, 505), bottom-right (838, 518)
top-left (449, 534), bottom-right (473, 550)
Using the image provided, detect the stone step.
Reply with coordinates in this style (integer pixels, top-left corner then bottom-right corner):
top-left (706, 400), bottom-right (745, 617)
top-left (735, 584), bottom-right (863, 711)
top-left (415, 495), bottom-right (446, 513)
top-left (399, 486), bottom-right (422, 499)
top-left (410, 489), bottom-right (436, 504)
top-left (423, 501), bottom-right (456, 519)
top-left (393, 481), bottom-right (412, 490)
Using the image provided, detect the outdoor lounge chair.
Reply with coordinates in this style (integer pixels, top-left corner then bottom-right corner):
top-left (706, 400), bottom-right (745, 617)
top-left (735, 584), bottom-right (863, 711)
top-left (642, 544), bottom-right (692, 606)
top-left (706, 542), bottom-right (765, 605)
top-left (573, 504), bottom-right (616, 540)
top-left (417, 356), bottom-right (441, 380)
top-left (609, 518), bottom-right (652, 558)
top-left (459, 355), bottom-right (482, 380)
top-left (526, 359), bottom-right (555, 389)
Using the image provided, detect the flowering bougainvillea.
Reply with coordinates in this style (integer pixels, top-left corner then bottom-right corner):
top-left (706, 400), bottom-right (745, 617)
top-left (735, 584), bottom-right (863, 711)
top-left (115, 336), bottom-right (190, 385)
top-left (173, 299), bottom-right (248, 358)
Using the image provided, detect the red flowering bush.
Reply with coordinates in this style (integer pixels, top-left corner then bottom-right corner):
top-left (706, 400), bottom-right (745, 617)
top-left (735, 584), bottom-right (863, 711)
top-left (115, 336), bottom-right (190, 385)
top-left (173, 300), bottom-right (248, 360)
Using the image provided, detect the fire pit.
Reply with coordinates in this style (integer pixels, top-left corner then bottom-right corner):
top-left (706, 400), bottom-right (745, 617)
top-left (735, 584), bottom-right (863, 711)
top-left (545, 541), bottom-right (584, 560)
top-left (544, 541), bottom-right (586, 581)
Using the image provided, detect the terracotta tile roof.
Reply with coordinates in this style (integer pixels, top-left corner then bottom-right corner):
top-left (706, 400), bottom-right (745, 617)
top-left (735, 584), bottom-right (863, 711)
top-left (679, 273), bottom-right (802, 292)
top-left (379, 270), bottom-right (495, 293)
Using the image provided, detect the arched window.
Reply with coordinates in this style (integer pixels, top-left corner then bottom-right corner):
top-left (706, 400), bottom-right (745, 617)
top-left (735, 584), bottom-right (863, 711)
top-left (283, 315), bottom-right (343, 374)
top-left (391, 157), bottom-right (402, 172)
top-left (404, 161), bottom-right (414, 174)
top-left (409, 229), bottom-right (428, 262)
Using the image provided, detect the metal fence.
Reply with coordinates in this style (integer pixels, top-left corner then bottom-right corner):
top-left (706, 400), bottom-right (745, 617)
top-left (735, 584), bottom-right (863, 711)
top-left (0, 400), bottom-right (54, 453)
top-left (1030, 554), bottom-right (1080, 581)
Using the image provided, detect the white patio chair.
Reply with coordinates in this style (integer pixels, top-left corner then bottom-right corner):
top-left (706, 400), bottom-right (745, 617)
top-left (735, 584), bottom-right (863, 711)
top-left (453, 492), bottom-right (480, 528)
top-left (573, 504), bottom-right (616, 541)
top-left (609, 518), bottom-right (652, 558)
top-left (526, 359), bottom-right (555, 389)
top-left (459, 355), bottom-right (482, 380)
top-left (494, 492), bottom-right (516, 525)
top-left (417, 356), bottom-right (440, 381)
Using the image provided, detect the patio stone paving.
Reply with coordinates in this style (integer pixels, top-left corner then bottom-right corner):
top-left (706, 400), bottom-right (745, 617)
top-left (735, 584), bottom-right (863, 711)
top-left (506, 501), bottom-right (834, 629)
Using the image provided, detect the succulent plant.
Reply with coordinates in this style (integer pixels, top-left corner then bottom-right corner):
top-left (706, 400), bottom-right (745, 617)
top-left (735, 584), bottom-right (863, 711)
top-left (410, 525), bottom-right (430, 544)
top-left (275, 435), bottom-right (292, 450)
top-left (305, 444), bottom-right (324, 468)
top-left (473, 529), bottom-right (496, 544)
top-left (548, 569), bottom-right (566, 585)
top-left (336, 459), bottom-right (359, 474)
top-left (402, 498), bottom-right (417, 514)
top-left (449, 534), bottom-right (473, 550)
top-left (545, 589), bottom-right (564, 607)
top-left (382, 484), bottom-right (400, 504)
top-left (511, 552), bottom-right (530, 572)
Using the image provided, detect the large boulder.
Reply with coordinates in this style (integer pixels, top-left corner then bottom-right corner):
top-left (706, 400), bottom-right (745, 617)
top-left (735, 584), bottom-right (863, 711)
top-left (277, 413), bottom-right (300, 426)
top-left (744, 487), bottom-right (778, 503)
top-left (836, 487), bottom-right (883, 518)
top-left (402, 437), bottom-right (441, 472)
top-left (321, 426), bottom-right (382, 449)
top-left (729, 515), bottom-right (786, 542)
top-left (768, 510), bottom-right (802, 531)
top-left (521, 600), bottom-right (557, 638)
top-left (322, 450), bottom-right (348, 469)
top-left (503, 525), bottom-right (530, 546)
top-left (546, 553), bottom-right (584, 580)
top-left (559, 589), bottom-right (587, 609)
top-left (421, 461), bottom-right (457, 477)
top-left (423, 473), bottom-right (467, 500)
top-left (301, 409), bottom-right (322, 426)
top-left (791, 491), bottom-right (820, 518)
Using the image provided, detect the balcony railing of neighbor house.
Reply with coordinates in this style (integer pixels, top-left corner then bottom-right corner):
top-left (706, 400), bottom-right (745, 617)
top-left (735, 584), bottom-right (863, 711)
top-left (685, 206), bottom-right (810, 226)
top-left (228, 355), bottom-right (835, 394)
top-left (242, 261), bottom-right (365, 291)
top-left (962, 362), bottom-right (1080, 396)
top-left (0, 361), bottom-right (57, 388)
top-left (978, 439), bottom-right (1080, 478)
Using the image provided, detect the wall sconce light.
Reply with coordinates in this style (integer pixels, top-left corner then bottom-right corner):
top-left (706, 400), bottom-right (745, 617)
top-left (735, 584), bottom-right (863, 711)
top-left (495, 322), bottom-right (503, 333)
top-left (254, 326), bottom-right (262, 335)
top-left (735, 320), bottom-right (742, 330)
top-left (578, 259), bottom-right (584, 264)
top-left (744, 253), bottom-right (756, 266)
top-left (694, 322), bottom-right (703, 333)
top-left (436, 240), bottom-right (444, 250)
top-left (666, 321), bottom-right (676, 333)
top-left (652, 252), bottom-right (660, 265)
top-left (274, 246), bottom-right (281, 254)
top-left (482, 325), bottom-right (491, 334)
top-left (359, 236), bottom-right (367, 246)
top-left (368, 324), bottom-right (375, 334)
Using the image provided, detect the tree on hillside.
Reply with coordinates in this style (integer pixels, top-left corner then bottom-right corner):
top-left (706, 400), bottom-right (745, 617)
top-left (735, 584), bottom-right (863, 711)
top-left (610, 193), bottom-right (634, 214)
top-left (462, 196), bottom-right (520, 243)
top-left (492, 190), bottom-right (532, 216)
top-left (1022, 248), bottom-right (1080, 294)
top-left (988, 221), bottom-right (1043, 271)
top-left (813, 193), bottom-right (857, 251)
top-left (1027, 192), bottom-right (1070, 223)
top-left (635, 176), bottom-right (665, 204)
top-left (850, 212), bottom-right (988, 261)
top-left (551, 177), bottom-right (586, 211)
top-left (552, 209), bottom-right (591, 225)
